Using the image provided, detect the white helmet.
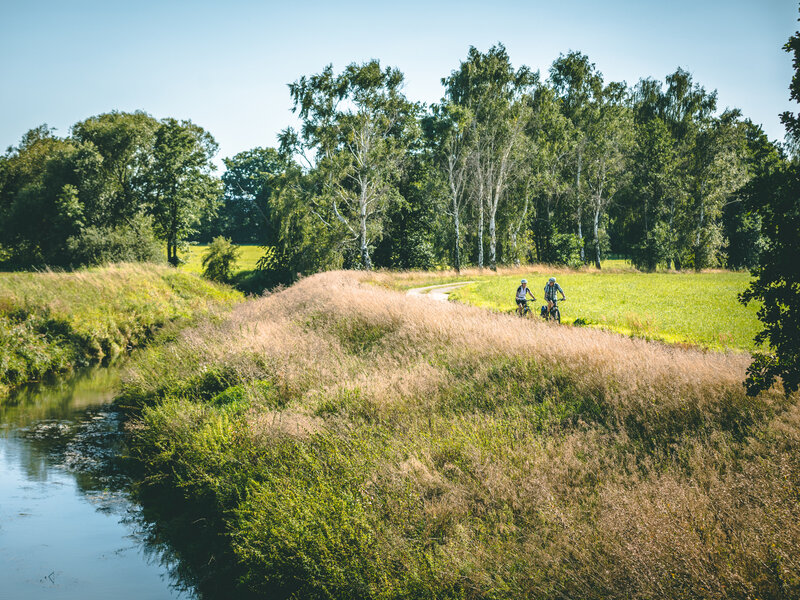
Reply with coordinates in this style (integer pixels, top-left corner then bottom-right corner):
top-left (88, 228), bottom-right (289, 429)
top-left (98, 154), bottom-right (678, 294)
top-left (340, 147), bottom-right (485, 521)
top-left (521, 279), bottom-right (527, 284)
top-left (549, 277), bottom-right (556, 283)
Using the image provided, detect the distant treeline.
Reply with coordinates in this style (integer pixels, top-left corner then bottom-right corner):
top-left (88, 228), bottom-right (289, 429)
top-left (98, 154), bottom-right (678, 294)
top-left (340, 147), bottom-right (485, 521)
top-left (0, 45), bottom-right (787, 282)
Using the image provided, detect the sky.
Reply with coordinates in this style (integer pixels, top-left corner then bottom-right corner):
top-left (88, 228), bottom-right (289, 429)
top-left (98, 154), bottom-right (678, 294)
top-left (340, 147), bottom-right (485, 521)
top-left (1, 0), bottom-right (797, 168)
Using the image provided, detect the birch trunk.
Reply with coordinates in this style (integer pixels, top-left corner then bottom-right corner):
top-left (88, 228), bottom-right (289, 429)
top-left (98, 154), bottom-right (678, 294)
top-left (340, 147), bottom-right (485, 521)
top-left (576, 148), bottom-right (584, 262)
top-left (477, 198), bottom-right (484, 268)
top-left (453, 197), bottom-right (461, 273)
top-left (359, 198), bottom-right (371, 270)
top-left (593, 205), bottom-right (601, 269)
top-left (488, 203), bottom-right (497, 271)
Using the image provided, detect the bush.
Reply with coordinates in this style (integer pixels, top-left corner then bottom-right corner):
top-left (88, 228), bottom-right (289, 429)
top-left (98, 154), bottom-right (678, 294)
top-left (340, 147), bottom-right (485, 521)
top-left (547, 232), bottom-right (584, 267)
top-left (202, 237), bottom-right (240, 283)
top-left (66, 214), bottom-right (163, 267)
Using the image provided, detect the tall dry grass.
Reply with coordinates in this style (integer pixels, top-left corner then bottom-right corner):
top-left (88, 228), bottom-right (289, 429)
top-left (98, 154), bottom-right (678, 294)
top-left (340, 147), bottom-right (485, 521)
top-left (124, 270), bottom-right (800, 599)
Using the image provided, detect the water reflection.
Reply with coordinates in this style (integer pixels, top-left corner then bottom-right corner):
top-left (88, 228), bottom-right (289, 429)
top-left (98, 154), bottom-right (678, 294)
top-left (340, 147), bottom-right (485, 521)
top-left (0, 368), bottom-right (197, 600)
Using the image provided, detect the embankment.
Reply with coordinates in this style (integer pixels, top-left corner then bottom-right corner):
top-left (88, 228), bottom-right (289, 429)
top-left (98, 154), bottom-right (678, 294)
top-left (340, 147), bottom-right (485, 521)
top-left (123, 270), bottom-right (799, 600)
top-left (0, 263), bottom-right (241, 395)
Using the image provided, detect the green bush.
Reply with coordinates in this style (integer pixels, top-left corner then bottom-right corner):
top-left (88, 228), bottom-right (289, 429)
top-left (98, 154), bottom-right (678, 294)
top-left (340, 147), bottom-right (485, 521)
top-left (65, 214), bottom-right (163, 267)
top-left (202, 236), bottom-right (240, 283)
top-left (547, 232), bottom-right (584, 267)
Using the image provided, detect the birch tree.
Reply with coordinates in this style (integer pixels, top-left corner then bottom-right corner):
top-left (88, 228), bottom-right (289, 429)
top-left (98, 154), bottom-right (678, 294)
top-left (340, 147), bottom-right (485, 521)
top-left (584, 82), bottom-right (633, 269)
top-left (286, 60), bottom-right (417, 270)
top-left (443, 44), bottom-right (536, 270)
top-left (425, 103), bottom-right (473, 272)
top-left (550, 51), bottom-right (604, 262)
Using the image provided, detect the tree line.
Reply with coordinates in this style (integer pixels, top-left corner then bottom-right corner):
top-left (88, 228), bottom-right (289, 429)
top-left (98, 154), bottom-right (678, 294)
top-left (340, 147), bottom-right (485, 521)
top-left (0, 45), bottom-right (787, 281)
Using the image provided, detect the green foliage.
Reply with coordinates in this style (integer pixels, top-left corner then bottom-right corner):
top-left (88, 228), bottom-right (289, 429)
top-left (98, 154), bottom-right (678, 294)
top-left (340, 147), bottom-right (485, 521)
top-left (547, 232), bottom-right (584, 266)
top-left (148, 118), bottom-right (222, 265)
top-left (0, 50), bottom-right (787, 276)
top-left (740, 161), bottom-right (800, 394)
top-left (66, 213), bottom-right (163, 266)
top-left (739, 25), bottom-right (800, 396)
top-left (197, 147), bottom-right (285, 244)
top-left (201, 236), bottom-right (240, 283)
top-left (285, 59), bottom-right (420, 270)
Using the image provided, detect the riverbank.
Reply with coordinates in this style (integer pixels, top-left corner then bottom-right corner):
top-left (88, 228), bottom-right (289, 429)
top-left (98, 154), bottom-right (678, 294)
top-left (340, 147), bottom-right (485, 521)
top-left (122, 270), bottom-right (800, 599)
top-left (0, 263), bottom-right (241, 396)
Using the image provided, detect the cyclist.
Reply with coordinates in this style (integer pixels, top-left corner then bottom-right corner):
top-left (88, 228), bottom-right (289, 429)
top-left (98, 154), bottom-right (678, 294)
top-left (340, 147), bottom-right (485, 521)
top-left (544, 276), bottom-right (566, 316)
top-left (515, 279), bottom-right (536, 315)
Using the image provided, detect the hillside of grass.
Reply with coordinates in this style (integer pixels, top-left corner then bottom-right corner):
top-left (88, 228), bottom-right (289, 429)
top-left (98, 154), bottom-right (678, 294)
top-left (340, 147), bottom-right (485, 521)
top-left (0, 263), bottom-right (241, 395)
top-left (122, 270), bottom-right (799, 600)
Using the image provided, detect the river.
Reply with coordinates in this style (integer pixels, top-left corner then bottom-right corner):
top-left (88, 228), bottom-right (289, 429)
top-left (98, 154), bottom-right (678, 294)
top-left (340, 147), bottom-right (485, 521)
top-left (0, 367), bottom-right (196, 600)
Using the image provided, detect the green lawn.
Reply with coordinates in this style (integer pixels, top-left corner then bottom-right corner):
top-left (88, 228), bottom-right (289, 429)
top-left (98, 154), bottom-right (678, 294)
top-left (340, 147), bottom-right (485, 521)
top-left (448, 269), bottom-right (761, 352)
top-left (178, 244), bottom-right (263, 275)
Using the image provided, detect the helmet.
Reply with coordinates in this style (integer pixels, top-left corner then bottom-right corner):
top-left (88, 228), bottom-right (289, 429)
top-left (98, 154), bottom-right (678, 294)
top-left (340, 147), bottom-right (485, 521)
top-left (549, 277), bottom-right (556, 283)
top-left (520, 279), bottom-right (527, 284)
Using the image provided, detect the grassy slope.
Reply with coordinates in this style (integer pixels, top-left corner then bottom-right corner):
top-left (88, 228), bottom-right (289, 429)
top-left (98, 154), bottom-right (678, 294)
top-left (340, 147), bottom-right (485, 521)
top-left (123, 270), bottom-right (799, 600)
top-left (0, 263), bottom-right (241, 395)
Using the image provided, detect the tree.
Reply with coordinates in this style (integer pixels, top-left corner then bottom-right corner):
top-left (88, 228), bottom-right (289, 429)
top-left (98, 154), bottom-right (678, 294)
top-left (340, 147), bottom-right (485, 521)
top-left (216, 147), bottom-right (285, 243)
top-left (286, 60), bottom-right (418, 270)
top-left (0, 126), bottom-right (87, 266)
top-left (739, 24), bottom-right (800, 395)
top-left (550, 51), bottom-right (604, 262)
top-left (624, 116), bottom-right (680, 270)
top-left (424, 103), bottom-right (473, 272)
top-left (583, 81), bottom-right (633, 268)
top-left (146, 119), bottom-right (221, 265)
top-left (687, 110), bottom-right (749, 269)
top-left (444, 44), bottom-right (536, 270)
top-left (527, 85), bottom-right (573, 263)
top-left (70, 111), bottom-right (159, 223)
top-left (724, 121), bottom-right (783, 269)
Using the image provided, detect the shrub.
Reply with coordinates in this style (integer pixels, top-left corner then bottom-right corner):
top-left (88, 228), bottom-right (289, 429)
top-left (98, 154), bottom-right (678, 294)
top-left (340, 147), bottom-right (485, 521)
top-left (547, 232), bottom-right (584, 267)
top-left (65, 213), bottom-right (163, 267)
top-left (202, 236), bottom-right (241, 283)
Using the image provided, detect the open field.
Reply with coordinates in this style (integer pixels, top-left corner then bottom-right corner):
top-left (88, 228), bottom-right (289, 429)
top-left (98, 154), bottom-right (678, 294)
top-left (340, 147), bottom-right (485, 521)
top-left (369, 265), bottom-right (760, 352)
top-left (0, 264), bottom-right (241, 395)
top-left (123, 270), bottom-right (799, 600)
top-left (178, 244), bottom-right (263, 276)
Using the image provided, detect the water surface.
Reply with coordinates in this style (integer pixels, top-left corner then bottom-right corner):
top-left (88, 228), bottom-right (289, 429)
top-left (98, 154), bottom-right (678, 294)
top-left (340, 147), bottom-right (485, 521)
top-left (0, 368), bottom-right (195, 600)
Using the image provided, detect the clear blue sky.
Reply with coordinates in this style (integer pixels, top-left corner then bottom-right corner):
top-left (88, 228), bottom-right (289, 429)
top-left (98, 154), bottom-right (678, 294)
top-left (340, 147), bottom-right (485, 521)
top-left (1, 0), bottom-right (796, 167)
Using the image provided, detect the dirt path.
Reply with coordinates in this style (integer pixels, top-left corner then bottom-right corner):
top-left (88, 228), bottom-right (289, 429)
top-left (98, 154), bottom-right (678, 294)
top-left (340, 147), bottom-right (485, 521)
top-left (406, 281), bottom-right (475, 302)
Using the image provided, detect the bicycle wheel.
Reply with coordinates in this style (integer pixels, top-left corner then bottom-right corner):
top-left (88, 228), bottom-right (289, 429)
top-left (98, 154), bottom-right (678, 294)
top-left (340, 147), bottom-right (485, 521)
top-left (552, 308), bottom-right (560, 323)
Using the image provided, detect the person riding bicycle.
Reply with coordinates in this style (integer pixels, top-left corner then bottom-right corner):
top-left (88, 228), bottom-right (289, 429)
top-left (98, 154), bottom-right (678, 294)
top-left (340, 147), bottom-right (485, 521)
top-left (515, 279), bottom-right (536, 315)
top-left (544, 277), bottom-right (566, 315)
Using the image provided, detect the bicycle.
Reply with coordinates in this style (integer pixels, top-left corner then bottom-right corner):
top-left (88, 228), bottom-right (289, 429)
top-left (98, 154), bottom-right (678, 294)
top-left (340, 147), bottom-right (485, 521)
top-left (516, 298), bottom-right (535, 318)
top-left (543, 298), bottom-right (566, 323)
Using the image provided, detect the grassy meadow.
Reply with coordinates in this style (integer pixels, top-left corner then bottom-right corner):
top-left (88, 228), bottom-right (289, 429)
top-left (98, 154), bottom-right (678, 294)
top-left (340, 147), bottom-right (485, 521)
top-left (0, 264), bottom-right (241, 395)
top-left (178, 244), bottom-right (263, 276)
top-left (370, 264), bottom-right (760, 352)
top-left (122, 270), bottom-right (799, 600)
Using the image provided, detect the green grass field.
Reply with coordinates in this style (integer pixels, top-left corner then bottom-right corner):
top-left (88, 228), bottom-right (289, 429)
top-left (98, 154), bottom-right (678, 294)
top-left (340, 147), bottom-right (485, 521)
top-left (448, 269), bottom-right (760, 351)
top-left (178, 244), bottom-right (263, 275)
